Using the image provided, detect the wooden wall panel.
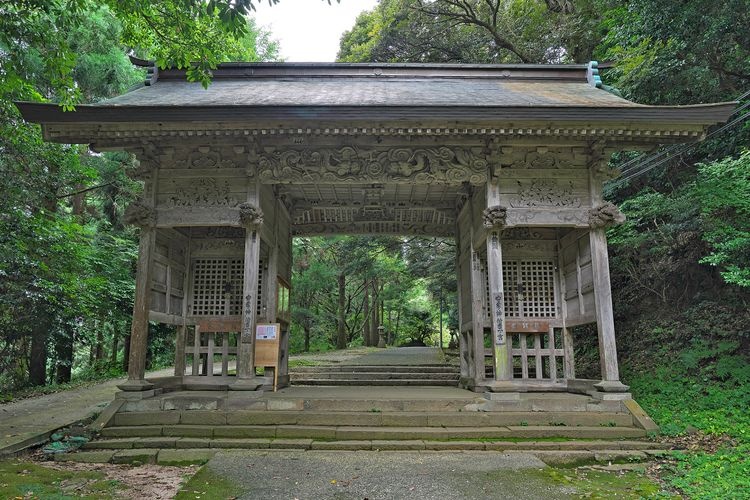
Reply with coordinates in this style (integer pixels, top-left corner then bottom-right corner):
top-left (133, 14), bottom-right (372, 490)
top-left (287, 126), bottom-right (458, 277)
top-left (149, 228), bottom-right (189, 323)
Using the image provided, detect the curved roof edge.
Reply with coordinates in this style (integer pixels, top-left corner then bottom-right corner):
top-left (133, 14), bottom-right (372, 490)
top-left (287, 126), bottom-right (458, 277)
top-left (15, 101), bottom-right (738, 126)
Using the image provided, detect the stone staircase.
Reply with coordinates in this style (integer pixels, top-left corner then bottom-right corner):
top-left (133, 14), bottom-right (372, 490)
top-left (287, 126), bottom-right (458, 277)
top-left (290, 364), bottom-right (460, 386)
top-left (73, 388), bottom-right (669, 463)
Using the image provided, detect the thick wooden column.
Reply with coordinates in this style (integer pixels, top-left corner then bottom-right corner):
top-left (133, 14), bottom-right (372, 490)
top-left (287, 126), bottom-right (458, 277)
top-left (454, 224), bottom-right (470, 380)
top-left (589, 168), bottom-right (629, 392)
top-left (230, 199), bottom-right (264, 391)
top-left (469, 242), bottom-right (486, 385)
top-left (118, 204), bottom-right (157, 391)
top-left (485, 182), bottom-right (510, 380)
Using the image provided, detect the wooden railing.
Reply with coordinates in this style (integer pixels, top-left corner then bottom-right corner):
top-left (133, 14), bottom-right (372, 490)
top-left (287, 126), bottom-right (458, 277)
top-left (178, 318), bottom-right (240, 377)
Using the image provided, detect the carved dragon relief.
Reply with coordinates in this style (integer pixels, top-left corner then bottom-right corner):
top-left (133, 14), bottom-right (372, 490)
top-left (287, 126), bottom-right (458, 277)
top-left (239, 202), bottom-right (264, 228)
top-left (483, 205), bottom-right (508, 229)
top-left (509, 179), bottom-right (582, 208)
top-left (589, 202), bottom-right (626, 228)
top-left (255, 146), bottom-right (489, 185)
top-left (168, 177), bottom-right (240, 208)
top-left (123, 201), bottom-right (157, 228)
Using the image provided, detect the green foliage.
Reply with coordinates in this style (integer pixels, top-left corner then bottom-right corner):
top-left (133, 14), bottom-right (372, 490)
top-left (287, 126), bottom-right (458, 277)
top-left (0, 0), bottom-right (283, 392)
top-left (693, 151), bottom-right (750, 287)
top-left (290, 236), bottom-right (455, 352)
top-left (598, 0), bottom-right (750, 105)
top-left (338, 0), bottom-right (599, 64)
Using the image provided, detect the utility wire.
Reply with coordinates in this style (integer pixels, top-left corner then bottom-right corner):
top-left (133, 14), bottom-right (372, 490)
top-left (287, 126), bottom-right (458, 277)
top-left (612, 89), bottom-right (750, 177)
top-left (607, 93), bottom-right (750, 188)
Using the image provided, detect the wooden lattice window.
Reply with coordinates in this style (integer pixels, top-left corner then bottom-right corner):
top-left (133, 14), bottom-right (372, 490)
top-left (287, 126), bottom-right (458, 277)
top-left (502, 260), bottom-right (557, 318)
top-left (191, 258), bottom-right (264, 316)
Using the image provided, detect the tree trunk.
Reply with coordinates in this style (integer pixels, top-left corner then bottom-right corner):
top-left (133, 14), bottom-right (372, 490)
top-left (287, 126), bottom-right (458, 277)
top-left (122, 332), bottom-right (131, 373)
top-left (110, 325), bottom-right (119, 366)
top-left (370, 278), bottom-right (379, 346)
top-left (55, 325), bottom-right (74, 384)
top-left (336, 273), bottom-right (347, 349)
top-left (29, 322), bottom-right (48, 386)
top-left (363, 281), bottom-right (371, 346)
top-left (303, 325), bottom-right (311, 352)
top-left (95, 324), bottom-right (104, 361)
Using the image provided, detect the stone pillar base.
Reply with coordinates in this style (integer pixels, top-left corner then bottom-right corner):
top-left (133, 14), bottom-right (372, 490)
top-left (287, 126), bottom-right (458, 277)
top-left (115, 389), bottom-right (156, 400)
top-left (117, 379), bottom-right (154, 392)
top-left (594, 380), bottom-right (630, 393)
top-left (229, 378), bottom-right (265, 391)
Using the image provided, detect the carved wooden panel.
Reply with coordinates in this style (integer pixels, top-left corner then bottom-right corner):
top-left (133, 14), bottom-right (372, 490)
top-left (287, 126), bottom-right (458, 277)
top-left (254, 146), bottom-right (488, 185)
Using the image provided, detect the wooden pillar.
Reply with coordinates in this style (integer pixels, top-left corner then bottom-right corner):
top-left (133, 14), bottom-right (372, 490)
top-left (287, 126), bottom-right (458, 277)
top-left (589, 228), bottom-right (627, 390)
top-left (118, 206), bottom-right (156, 391)
top-left (485, 181), bottom-right (510, 380)
top-left (174, 325), bottom-right (186, 377)
top-left (469, 244), bottom-right (486, 385)
top-left (454, 224), bottom-right (470, 380)
top-left (230, 199), bottom-right (264, 391)
top-left (589, 167), bottom-right (629, 392)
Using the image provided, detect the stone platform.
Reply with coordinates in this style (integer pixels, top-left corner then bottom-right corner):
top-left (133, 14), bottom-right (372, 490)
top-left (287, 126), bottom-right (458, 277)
top-left (74, 385), bottom-right (661, 455)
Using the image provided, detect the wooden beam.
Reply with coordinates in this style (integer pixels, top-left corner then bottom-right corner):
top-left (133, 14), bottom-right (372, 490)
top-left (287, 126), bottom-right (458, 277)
top-left (486, 180), bottom-right (511, 380)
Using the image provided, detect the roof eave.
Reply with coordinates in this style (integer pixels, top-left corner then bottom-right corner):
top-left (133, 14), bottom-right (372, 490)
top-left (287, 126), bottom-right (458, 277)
top-left (15, 101), bottom-right (738, 127)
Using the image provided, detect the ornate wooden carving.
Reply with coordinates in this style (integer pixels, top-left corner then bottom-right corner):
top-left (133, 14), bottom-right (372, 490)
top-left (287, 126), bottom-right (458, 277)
top-left (168, 177), bottom-right (240, 208)
top-left (239, 202), bottom-right (264, 228)
top-left (501, 227), bottom-right (545, 240)
top-left (483, 205), bottom-right (508, 229)
top-left (510, 179), bottom-right (582, 208)
top-left (124, 201), bottom-right (157, 227)
top-left (188, 147), bottom-right (237, 169)
top-left (292, 222), bottom-right (454, 237)
top-left (588, 202), bottom-right (625, 228)
top-left (255, 146), bottom-right (488, 185)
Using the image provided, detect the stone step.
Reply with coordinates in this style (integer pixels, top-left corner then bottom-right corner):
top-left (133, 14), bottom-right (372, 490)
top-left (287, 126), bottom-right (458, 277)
top-left (112, 410), bottom-right (633, 428)
top-left (290, 378), bottom-right (458, 386)
top-left (292, 365), bottom-right (460, 374)
top-left (83, 437), bottom-right (670, 453)
top-left (100, 424), bottom-right (646, 440)
top-left (290, 372), bottom-right (460, 381)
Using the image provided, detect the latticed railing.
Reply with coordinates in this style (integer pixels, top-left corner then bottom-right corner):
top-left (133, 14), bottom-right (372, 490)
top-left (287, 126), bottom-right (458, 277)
top-left (481, 257), bottom-right (570, 381)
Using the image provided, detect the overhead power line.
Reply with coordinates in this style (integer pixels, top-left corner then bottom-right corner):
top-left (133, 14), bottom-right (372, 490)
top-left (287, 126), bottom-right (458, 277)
top-left (607, 90), bottom-right (750, 188)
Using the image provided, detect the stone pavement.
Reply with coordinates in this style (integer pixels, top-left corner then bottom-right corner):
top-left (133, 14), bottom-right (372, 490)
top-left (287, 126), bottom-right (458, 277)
top-left (0, 348), bottom-right (380, 457)
top-left (203, 450), bottom-right (575, 500)
top-left (0, 366), bottom-right (176, 457)
top-left (1, 347), bottom-right (456, 457)
top-left (346, 346), bottom-right (445, 365)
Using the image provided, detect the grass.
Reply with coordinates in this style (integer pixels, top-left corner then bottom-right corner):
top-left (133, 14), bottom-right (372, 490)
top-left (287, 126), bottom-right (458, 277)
top-left (175, 465), bottom-right (241, 500)
top-left (541, 466), bottom-right (669, 498)
top-left (627, 365), bottom-right (750, 498)
top-left (0, 460), bottom-right (123, 499)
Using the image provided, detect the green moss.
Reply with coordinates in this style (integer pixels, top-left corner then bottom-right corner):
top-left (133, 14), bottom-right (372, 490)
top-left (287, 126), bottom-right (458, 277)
top-left (0, 460), bottom-right (123, 499)
top-left (175, 465), bottom-right (242, 500)
top-left (539, 467), bottom-right (672, 498)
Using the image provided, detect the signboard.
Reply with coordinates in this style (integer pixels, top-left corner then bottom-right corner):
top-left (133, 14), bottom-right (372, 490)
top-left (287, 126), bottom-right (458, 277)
top-left (256, 324), bottom-right (278, 340)
top-left (255, 322), bottom-right (281, 391)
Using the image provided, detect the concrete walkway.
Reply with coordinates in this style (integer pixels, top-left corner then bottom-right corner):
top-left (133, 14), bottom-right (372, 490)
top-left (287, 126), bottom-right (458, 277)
top-left (0, 347), bottom-right (445, 457)
top-left (347, 347), bottom-right (445, 365)
top-left (0, 366), bottom-right (176, 457)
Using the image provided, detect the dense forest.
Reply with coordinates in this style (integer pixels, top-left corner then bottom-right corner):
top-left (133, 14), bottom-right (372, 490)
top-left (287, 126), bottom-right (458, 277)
top-left (1, 0), bottom-right (748, 495)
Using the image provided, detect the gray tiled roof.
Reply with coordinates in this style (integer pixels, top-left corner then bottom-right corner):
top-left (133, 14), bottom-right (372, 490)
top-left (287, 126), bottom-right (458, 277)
top-left (102, 78), bottom-right (639, 108)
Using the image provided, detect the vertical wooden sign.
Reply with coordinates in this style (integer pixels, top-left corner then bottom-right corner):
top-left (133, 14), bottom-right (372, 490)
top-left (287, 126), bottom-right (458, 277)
top-left (254, 323), bottom-right (281, 391)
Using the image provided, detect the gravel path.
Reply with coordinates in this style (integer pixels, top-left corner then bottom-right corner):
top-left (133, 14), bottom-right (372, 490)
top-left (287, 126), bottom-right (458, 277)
top-left (205, 450), bottom-right (575, 500)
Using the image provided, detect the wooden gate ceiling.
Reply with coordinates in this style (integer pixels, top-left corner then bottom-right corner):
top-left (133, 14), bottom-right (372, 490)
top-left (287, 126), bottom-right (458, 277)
top-left (17, 61), bottom-right (735, 237)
